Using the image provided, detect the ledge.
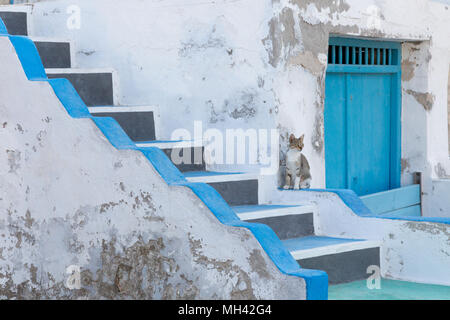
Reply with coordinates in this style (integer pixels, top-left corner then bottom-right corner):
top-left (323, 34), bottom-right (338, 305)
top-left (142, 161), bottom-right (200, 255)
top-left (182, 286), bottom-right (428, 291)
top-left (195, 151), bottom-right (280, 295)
top-left (280, 188), bottom-right (450, 226)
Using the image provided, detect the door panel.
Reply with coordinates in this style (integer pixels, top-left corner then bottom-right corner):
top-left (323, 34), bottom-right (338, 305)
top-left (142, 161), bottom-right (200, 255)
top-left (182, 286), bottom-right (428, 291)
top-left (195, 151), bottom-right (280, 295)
top-left (346, 74), bottom-right (391, 195)
top-left (324, 73), bottom-right (347, 189)
top-left (325, 73), bottom-right (392, 196)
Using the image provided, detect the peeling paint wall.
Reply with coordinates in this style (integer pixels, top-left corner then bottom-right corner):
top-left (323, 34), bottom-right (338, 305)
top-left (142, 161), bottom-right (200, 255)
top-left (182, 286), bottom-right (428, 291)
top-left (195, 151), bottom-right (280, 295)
top-left (12, 0), bottom-right (450, 213)
top-left (0, 37), bottom-right (306, 299)
top-left (426, 2), bottom-right (450, 189)
top-left (400, 41), bottom-right (431, 191)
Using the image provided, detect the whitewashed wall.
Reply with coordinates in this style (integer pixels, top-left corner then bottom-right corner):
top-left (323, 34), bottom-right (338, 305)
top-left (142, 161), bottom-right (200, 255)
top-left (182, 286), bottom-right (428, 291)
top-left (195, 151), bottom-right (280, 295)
top-left (13, 0), bottom-right (450, 214)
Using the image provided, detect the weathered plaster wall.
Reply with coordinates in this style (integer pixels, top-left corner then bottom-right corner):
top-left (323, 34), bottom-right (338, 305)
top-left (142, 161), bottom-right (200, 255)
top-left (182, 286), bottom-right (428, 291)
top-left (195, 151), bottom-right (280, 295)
top-left (398, 2), bottom-right (450, 216)
top-left (13, 0), bottom-right (450, 213)
top-left (0, 36), bottom-right (306, 299)
top-left (426, 2), bottom-right (450, 182)
top-left (401, 41), bottom-right (431, 189)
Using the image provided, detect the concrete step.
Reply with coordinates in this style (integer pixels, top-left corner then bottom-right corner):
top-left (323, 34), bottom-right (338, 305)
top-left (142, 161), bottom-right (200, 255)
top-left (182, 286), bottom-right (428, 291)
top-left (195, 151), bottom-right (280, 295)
top-left (0, 6), bottom-right (30, 35)
top-left (233, 205), bottom-right (315, 240)
top-left (47, 69), bottom-right (116, 106)
top-left (184, 172), bottom-right (259, 206)
top-left (89, 106), bottom-right (156, 142)
top-left (283, 236), bottom-right (381, 285)
top-left (138, 140), bottom-right (205, 172)
top-left (33, 38), bottom-right (73, 69)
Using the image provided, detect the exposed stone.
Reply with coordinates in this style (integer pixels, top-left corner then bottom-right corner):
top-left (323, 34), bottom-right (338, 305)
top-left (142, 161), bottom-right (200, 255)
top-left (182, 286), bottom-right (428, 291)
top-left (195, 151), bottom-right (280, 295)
top-left (406, 89), bottom-right (435, 111)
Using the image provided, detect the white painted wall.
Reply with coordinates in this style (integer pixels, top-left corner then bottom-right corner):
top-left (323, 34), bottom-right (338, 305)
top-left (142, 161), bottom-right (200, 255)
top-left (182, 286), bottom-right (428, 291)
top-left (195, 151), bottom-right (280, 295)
top-left (0, 36), bottom-right (306, 299)
top-left (11, 0), bottom-right (450, 214)
top-left (429, 179), bottom-right (450, 217)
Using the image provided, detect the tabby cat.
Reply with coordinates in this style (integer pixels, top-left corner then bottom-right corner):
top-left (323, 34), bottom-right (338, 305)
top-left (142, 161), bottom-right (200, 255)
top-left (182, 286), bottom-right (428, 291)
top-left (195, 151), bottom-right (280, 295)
top-left (283, 134), bottom-right (312, 190)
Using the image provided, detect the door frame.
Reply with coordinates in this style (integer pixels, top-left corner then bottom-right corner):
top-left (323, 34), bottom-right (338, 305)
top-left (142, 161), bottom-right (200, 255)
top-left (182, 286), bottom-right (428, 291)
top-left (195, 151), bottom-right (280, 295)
top-left (325, 37), bottom-right (402, 191)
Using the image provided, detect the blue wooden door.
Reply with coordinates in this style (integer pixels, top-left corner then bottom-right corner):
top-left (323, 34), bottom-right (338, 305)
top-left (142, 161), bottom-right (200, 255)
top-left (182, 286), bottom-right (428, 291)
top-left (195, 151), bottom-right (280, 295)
top-left (324, 38), bottom-right (402, 196)
top-left (347, 74), bottom-right (391, 195)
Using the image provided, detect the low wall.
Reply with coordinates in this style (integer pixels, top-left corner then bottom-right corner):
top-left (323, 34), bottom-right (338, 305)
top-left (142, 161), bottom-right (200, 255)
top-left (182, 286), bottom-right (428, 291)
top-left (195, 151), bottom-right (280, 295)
top-left (269, 189), bottom-right (450, 286)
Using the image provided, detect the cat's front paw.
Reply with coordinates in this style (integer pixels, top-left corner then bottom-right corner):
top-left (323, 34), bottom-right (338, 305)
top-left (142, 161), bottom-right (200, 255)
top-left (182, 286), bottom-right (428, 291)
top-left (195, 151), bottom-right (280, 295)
top-left (283, 185), bottom-right (290, 190)
top-left (293, 185), bottom-right (300, 190)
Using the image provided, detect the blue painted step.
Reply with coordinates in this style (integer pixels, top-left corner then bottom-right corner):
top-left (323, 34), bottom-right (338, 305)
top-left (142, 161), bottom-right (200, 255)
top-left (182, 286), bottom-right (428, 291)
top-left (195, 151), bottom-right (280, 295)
top-left (0, 11), bottom-right (27, 35)
top-left (284, 236), bottom-right (381, 284)
top-left (185, 171), bottom-right (259, 206)
top-left (138, 140), bottom-right (205, 172)
top-left (47, 69), bottom-right (114, 106)
top-left (34, 40), bottom-right (72, 69)
top-left (233, 205), bottom-right (315, 240)
top-left (89, 106), bottom-right (156, 142)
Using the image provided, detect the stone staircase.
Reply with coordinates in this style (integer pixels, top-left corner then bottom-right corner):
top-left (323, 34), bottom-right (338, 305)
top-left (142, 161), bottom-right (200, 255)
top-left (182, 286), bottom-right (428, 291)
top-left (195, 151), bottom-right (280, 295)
top-left (0, 5), bottom-right (382, 294)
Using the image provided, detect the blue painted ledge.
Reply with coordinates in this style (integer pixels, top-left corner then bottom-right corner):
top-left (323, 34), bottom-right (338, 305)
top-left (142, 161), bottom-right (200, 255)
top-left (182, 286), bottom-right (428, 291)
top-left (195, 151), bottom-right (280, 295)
top-left (280, 188), bottom-right (450, 226)
top-left (0, 18), bottom-right (328, 300)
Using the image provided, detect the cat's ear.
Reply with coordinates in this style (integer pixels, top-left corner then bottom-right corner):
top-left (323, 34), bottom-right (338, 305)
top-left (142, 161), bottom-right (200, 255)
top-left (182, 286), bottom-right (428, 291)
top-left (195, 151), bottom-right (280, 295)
top-left (289, 134), bottom-right (295, 143)
top-left (299, 134), bottom-right (305, 143)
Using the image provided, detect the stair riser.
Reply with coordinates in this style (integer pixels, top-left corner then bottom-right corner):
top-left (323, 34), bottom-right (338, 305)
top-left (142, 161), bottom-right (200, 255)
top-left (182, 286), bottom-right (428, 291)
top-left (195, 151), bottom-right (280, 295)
top-left (0, 12), bottom-right (27, 35)
top-left (35, 41), bottom-right (71, 69)
top-left (92, 111), bottom-right (156, 142)
top-left (163, 147), bottom-right (205, 172)
top-left (296, 247), bottom-right (380, 285)
top-left (247, 213), bottom-right (314, 240)
top-left (47, 73), bottom-right (114, 106)
top-left (208, 180), bottom-right (258, 206)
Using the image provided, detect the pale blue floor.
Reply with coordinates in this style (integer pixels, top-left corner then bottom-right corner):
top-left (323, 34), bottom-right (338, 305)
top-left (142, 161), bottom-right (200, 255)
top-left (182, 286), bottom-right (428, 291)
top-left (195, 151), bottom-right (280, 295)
top-left (329, 278), bottom-right (450, 300)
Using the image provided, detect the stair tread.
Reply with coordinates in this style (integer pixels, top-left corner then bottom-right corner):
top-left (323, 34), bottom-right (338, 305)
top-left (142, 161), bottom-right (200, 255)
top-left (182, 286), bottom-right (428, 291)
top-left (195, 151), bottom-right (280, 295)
top-left (233, 204), bottom-right (302, 213)
top-left (88, 106), bottom-right (158, 115)
top-left (185, 171), bottom-right (246, 177)
top-left (31, 37), bottom-right (72, 43)
top-left (0, 5), bottom-right (30, 12)
top-left (184, 171), bottom-right (258, 183)
top-left (232, 204), bottom-right (314, 220)
top-left (46, 68), bottom-right (114, 74)
top-left (137, 140), bottom-right (203, 149)
top-left (0, 9), bottom-right (28, 36)
top-left (283, 236), bottom-right (381, 260)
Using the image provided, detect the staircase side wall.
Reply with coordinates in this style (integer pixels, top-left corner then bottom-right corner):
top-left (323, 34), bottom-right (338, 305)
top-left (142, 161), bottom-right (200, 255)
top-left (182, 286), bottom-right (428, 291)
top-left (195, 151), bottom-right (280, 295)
top-left (0, 36), bottom-right (306, 299)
